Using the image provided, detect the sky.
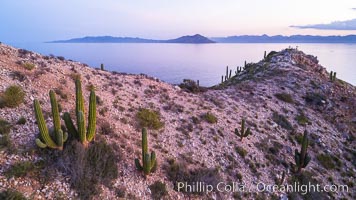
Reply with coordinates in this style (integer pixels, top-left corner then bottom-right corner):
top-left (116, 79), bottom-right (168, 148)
top-left (1, 0), bottom-right (356, 42)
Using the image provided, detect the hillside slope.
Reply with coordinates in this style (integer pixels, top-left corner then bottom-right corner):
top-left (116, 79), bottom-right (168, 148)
top-left (0, 44), bottom-right (355, 200)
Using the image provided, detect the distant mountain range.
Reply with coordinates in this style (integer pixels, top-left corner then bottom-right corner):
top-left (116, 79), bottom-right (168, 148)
top-left (50, 34), bottom-right (215, 44)
top-left (50, 34), bottom-right (356, 44)
top-left (212, 34), bottom-right (356, 43)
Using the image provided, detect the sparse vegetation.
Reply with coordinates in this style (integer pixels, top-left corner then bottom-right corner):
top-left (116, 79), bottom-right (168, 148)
top-left (316, 153), bottom-right (341, 170)
top-left (17, 116), bottom-right (27, 125)
top-left (5, 161), bottom-right (35, 178)
top-left (22, 62), bottom-right (35, 70)
top-left (236, 146), bottom-right (247, 158)
top-left (202, 112), bottom-right (218, 124)
top-left (0, 118), bottom-right (12, 135)
top-left (149, 181), bottom-right (168, 200)
top-left (60, 140), bottom-right (119, 200)
top-left (165, 159), bottom-right (222, 195)
top-left (304, 92), bottom-right (326, 106)
top-left (70, 72), bottom-right (81, 81)
top-left (179, 79), bottom-right (204, 93)
top-left (272, 112), bottom-right (293, 130)
top-left (136, 108), bottom-right (164, 130)
top-left (99, 120), bottom-right (114, 135)
top-left (295, 112), bottom-right (310, 126)
top-left (274, 92), bottom-right (294, 103)
top-left (0, 85), bottom-right (25, 108)
top-left (0, 189), bottom-right (27, 200)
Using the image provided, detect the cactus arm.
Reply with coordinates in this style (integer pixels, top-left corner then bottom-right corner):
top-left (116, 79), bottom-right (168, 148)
top-left (63, 131), bottom-right (68, 142)
top-left (143, 153), bottom-right (151, 175)
top-left (35, 138), bottom-right (47, 148)
top-left (78, 111), bottom-right (86, 144)
top-left (241, 119), bottom-right (245, 134)
top-left (245, 128), bottom-right (251, 137)
top-left (63, 112), bottom-right (78, 138)
top-left (135, 159), bottom-right (143, 171)
top-left (75, 79), bottom-right (85, 116)
top-left (294, 149), bottom-right (300, 167)
top-left (56, 130), bottom-right (64, 150)
top-left (49, 90), bottom-right (61, 134)
top-left (142, 128), bottom-right (148, 165)
top-left (150, 151), bottom-right (156, 171)
top-left (300, 131), bottom-right (309, 167)
top-left (303, 154), bottom-right (311, 168)
top-left (75, 79), bottom-right (86, 139)
top-left (86, 90), bottom-right (96, 142)
top-left (34, 99), bottom-right (58, 148)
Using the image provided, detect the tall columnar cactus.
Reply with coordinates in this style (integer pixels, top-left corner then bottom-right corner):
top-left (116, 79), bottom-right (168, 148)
top-left (333, 72), bottom-right (336, 81)
top-left (234, 119), bottom-right (251, 141)
top-left (226, 66), bottom-right (229, 80)
top-left (34, 90), bottom-right (68, 150)
top-left (63, 79), bottom-right (96, 147)
top-left (264, 51), bottom-right (267, 59)
top-left (135, 128), bottom-right (157, 176)
top-left (221, 75), bottom-right (223, 84)
top-left (294, 130), bottom-right (311, 173)
top-left (100, 63), bottom-right (104, 71)
top-left (229, 69), bottom-right (232, 79)
top-left (329, 71), bottom-right (333, 81)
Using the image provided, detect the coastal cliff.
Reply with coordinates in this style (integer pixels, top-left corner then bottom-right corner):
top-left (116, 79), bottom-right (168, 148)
top-left (0, 43), bottom-right (355, 199)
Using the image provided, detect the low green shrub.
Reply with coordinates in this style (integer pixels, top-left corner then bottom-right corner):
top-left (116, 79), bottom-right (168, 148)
top-left (0, 119), bottom-right (11, 135)
top-left (17, 116), bottom-right (27, 125)
top-left (0, 189), bottom-right (27, 200)
top-left (22, 62), bottom-right (35, 70)
top-left (235, 146), bottom-right (247, 158)
top-left (149, 181), bottom-right (168, 200)
top-left (304, 92), bottom-right (326, 106)
top-left (136, 108), bottom-right (164, 130)
top-left (316, 153), bottom-right (341, 170)
top-left (165, 159), bottom-right (222, 195)
top-left (60, 140), bottom-right (120, 199)
top-left (202, 112), bottom-right (218, 124)
top-left (275, 92), bottom-right (294, 103)
top-left (5, 161), bottom-right (35, 178)
top-left (295, 113), bottom-right (310, 126)
top-left (272, 112), bottom-right (293, 130)
top-left (0, 85), bottom-right (25, 108)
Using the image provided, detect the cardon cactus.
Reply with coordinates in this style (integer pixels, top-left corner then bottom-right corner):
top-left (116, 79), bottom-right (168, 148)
top-left (135, 128), bottom-right (157, 176)
top-left (63, 78), bottom-right (96, 147)
top-left (234, 119), bottom-right (251, 141)
top-left (294, 130), bottom-right (311, 173)
top-left (34, 90), bottom-right (68, 150)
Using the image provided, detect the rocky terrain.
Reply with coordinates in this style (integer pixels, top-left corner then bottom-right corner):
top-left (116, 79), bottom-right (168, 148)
top-left (0, 43), bottom-right (355, 200)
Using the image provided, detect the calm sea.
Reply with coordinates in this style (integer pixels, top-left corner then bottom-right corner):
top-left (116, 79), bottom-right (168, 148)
top-left (8, 43), bottom-right (356, 86)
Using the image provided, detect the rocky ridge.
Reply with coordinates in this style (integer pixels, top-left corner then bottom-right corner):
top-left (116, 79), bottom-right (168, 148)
top-left (0, 43), bottom-right (355, 199)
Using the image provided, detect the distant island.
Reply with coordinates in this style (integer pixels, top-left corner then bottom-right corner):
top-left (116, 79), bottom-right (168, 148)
top-left (212, 34), bottom-right (356, 43)
top-left (50, 34), bottom-right (216, 44)
top-left (50, 34), bottom-right (356, 43)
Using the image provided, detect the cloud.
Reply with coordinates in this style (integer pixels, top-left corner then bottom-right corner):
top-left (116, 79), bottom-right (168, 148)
top-left (291, 18), bottom-right (356, 30)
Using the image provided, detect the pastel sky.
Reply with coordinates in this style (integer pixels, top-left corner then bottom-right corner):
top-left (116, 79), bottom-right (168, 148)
top-left (1, 0), bottom-right (356, 42)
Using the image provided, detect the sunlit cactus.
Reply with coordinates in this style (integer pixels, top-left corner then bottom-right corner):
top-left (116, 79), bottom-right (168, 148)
top-left (294, 130), bottom-right (311, 173)
top-left (63, 78), bottom-right (97, 147)
top-left (234, 119), bottom-right (251, 141)
top-left (135, 128), bottom-right (157, 177)
top-left (34, 90), bottom-right (68, 150)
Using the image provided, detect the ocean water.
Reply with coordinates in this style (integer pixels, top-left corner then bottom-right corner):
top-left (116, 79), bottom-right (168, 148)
top-left (8, 43), bottom-right (356, 86)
